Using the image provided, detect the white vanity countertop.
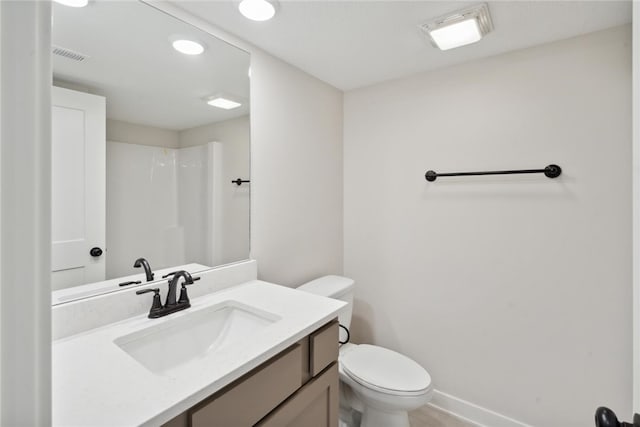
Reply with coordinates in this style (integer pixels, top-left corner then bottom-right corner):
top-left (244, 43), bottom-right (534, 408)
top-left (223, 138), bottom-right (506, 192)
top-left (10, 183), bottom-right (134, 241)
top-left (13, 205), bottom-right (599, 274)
top-left (52, 280), bottom-right (345, 427)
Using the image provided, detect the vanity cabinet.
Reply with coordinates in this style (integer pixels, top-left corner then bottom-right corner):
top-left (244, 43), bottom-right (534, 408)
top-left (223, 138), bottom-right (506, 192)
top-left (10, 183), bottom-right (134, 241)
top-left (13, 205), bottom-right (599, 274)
top-left (163, 320), bottom-right (339, 427)
top-left (256, 363), bottom-right (338, 427)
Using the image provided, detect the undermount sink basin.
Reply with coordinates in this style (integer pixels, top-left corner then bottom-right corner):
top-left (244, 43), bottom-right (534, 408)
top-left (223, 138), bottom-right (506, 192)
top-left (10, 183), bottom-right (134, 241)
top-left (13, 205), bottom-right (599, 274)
top-left (114, 301), bottom-right (280, 375)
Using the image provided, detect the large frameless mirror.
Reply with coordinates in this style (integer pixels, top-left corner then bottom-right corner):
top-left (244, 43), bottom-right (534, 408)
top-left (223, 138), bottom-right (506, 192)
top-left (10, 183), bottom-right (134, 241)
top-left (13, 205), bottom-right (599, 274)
top-left (51, 0), bottom-right (251, 305)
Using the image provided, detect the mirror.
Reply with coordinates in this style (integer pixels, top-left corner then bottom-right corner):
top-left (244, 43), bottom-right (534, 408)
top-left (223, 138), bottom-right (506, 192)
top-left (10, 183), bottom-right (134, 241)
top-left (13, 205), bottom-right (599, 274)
top-left (51, 1), bottom-right (250, 305)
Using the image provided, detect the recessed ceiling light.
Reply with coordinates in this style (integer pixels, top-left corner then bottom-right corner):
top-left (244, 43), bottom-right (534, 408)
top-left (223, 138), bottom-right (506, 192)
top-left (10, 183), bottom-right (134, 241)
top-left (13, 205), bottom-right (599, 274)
top-left (53, 0), bottom-right (88, 7)
top-left (238, 0), bottom-right (277, 21)
top-left (418, 3), bottom-right (493, 51)
top-left (206, 96), bottom-right (242, 110)
top-left (172, 39), bottom-right (205, 56)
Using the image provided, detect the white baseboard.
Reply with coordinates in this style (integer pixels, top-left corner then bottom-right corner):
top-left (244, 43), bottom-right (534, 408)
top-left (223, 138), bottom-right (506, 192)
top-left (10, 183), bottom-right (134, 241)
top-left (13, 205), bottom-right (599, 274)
top-left (428, 390), bottom-right (533, 427)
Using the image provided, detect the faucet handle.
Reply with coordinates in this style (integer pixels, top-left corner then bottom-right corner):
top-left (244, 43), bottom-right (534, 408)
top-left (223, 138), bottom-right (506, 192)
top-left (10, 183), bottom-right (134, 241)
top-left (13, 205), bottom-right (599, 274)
top-left (119, 280), bottom-right (142, 287)
top-left (136, 288), bottom-right (159, 295)
top-left (180, 276), bottom-right (201, 289)
top-left (136, 288), bottom-right (163, 317)
top-left (177, 277), bottom-right (200, 305)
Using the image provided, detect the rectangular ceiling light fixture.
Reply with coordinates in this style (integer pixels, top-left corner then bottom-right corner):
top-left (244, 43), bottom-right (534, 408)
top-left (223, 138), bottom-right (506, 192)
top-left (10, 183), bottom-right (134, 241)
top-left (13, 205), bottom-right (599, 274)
top-left (418, 3), bottom-right (493, 51)
top-left (205, 94), bottom-right (242, 110)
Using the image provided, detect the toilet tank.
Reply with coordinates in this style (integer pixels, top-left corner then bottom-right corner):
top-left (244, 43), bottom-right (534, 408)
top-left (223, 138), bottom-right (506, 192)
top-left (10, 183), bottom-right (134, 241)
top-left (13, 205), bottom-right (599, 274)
top-left (297, 275), bottom-right (354, 335)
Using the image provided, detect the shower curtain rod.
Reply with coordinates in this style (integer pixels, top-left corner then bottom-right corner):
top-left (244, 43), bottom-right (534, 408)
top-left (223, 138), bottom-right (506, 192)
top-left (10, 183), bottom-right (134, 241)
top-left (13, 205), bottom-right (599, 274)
top-left (424, 164), bottom-right (562, 182)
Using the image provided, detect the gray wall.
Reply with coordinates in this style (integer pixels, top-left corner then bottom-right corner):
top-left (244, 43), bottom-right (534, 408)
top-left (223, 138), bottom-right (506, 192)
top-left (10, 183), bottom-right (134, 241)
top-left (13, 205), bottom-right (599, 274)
top-left (344, 25), bottom-right (632, 426)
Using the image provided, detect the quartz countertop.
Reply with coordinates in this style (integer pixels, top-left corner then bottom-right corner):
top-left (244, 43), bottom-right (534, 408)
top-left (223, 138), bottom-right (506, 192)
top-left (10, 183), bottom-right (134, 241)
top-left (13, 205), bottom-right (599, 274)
top-left (52, 280), bottom-right (345, 426)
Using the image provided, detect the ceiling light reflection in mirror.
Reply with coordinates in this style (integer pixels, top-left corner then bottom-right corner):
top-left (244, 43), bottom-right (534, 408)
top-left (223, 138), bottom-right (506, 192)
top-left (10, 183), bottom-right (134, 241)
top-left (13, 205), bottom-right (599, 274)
top-left (171, 37), bottom-right (206, 55)
top-left (53, 0), bottom-right (88, 8)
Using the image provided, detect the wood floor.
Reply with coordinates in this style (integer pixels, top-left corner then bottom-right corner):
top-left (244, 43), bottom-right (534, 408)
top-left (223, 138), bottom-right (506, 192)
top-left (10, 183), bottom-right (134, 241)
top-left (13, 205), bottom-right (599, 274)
top-left (409, 404), bottom-right (478, 427)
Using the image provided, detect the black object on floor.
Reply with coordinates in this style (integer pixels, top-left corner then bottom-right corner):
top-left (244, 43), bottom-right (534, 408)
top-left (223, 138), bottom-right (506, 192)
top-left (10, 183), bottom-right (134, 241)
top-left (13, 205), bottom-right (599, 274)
top-left (595, 407), bottom-right (640, 427)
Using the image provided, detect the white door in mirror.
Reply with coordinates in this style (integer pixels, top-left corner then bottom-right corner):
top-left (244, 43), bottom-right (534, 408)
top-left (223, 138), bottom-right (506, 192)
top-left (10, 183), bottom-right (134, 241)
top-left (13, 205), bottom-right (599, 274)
top-left (51, 86), bottom-right (106, 290)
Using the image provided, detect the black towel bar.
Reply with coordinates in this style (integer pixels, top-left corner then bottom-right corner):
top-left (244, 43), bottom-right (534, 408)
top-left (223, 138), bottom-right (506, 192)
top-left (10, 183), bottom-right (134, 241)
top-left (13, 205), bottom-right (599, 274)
top-left (425, 164), bottom-right (561, 182)
top-left (231, 178), bottom-right (250, 186)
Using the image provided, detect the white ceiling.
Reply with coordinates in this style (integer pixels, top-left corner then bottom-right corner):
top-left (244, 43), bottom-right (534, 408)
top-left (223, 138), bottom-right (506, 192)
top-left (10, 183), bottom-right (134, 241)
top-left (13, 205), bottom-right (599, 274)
top-left (176, 1), bottom-right (632, 91)
top-left (53, 0), bottom-right (250, 131)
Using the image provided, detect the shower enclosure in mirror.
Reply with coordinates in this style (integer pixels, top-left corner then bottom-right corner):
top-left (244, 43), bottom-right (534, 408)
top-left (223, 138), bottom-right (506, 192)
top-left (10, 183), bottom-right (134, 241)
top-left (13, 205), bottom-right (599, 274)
top-left (51, 0), bottom-right (250, 305)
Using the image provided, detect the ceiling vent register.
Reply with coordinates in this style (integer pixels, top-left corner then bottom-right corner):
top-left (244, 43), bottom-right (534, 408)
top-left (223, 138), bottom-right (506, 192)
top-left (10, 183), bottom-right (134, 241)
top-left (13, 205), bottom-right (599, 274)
top-left (52, 46), bottom-right (88, 62)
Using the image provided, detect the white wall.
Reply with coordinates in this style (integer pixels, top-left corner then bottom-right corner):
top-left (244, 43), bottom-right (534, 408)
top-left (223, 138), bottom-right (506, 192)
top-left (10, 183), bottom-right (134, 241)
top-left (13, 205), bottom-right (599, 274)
top-left (106, 119), bottom-right (179, 149)
top-left (344, 25), bottom-right (632, 427)
top-left (180, 114), bottom-right (248, 148)
top-left (0, 1), bottom-right (52, 424)
top-left (250, 52), bottom-right (344, 286)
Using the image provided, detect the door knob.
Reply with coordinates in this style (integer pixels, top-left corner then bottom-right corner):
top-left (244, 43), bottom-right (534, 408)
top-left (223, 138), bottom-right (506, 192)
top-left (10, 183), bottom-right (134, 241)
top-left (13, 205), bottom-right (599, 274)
top-left (89, 247), bottom-right (103, 257)
top-left (595, 407), bottom-right (640, 427)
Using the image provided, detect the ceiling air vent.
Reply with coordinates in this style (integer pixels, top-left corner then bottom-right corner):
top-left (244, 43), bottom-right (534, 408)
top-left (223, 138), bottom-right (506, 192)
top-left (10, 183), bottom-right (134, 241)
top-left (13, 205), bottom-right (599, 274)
top-left (52, 46), bottom-right (88, 62)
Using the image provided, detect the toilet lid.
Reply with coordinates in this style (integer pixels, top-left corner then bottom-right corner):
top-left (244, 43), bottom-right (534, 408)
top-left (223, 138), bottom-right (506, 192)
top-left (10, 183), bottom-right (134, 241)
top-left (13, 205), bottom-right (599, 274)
top-left (340, 344), bottom-right (431, 395)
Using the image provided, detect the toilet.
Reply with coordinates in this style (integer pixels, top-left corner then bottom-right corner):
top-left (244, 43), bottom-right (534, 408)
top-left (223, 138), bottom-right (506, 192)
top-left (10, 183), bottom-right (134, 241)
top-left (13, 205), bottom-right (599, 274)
top-left (297, 275), bottom-right (433, 427)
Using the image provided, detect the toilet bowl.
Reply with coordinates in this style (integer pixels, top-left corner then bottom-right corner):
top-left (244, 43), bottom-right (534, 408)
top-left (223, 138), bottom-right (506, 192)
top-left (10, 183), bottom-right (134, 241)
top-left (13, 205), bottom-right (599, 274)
top-left (338, 343), bottom-right (432, 427)
top-left (297, 276), bottom-right (433, 427)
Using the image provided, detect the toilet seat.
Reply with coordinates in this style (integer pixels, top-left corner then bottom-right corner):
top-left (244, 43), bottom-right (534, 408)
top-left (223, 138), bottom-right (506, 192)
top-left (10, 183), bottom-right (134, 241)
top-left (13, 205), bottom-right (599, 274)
top-left (340, 344), bottom-right (432, 397)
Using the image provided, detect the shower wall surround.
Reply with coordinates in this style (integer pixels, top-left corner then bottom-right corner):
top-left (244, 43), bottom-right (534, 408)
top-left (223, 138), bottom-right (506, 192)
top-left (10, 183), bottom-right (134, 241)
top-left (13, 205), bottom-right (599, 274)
top-left (344, 25), bottom-right (632, 427)
top-left (106, 141), bottom-right (221, 278)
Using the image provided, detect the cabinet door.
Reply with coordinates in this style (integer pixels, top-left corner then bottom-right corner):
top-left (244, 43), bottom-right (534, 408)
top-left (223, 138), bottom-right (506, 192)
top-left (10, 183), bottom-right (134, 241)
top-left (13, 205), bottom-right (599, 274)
top-left (257, 363), bottom-right (338, 427)
top-left (190, 343), bottom-right (304, 427)
top-left (309, 321), bottom-right (338, 377)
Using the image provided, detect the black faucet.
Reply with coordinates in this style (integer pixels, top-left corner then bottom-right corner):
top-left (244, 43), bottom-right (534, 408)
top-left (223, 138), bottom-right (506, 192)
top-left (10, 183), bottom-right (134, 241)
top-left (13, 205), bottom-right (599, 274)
top-left (165, 271), bottom-right (195, 307)
top-left (136, 270), bottom-right (200, 319)
top-left (133, 258), bottom-right (154, 282)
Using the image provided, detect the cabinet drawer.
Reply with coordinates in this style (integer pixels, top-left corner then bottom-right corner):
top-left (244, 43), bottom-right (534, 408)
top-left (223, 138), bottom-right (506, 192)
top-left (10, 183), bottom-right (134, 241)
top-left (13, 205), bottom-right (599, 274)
top-left (257, 362), bottom-right (339, 427)
top-left (309, 320), bottom-right (338, 377)
top-left (190, 343), bottom-right (303, 427)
